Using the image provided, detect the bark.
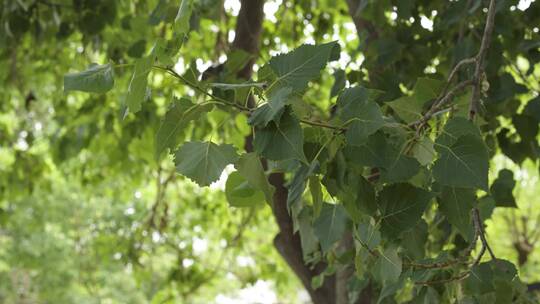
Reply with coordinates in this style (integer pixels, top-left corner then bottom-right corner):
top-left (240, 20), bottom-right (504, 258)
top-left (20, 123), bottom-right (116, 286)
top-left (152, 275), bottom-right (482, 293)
top-left (231, 1), bottom-right (337, 303)
top-left (269, 173), bottom-right (336, 304)
top-left (231, 0), bottom-right (265, 79)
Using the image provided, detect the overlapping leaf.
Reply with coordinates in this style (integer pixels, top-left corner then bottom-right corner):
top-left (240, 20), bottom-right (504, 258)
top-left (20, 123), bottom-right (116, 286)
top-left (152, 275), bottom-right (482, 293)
top-left (155, 97), bottom-right (213, 158)
top-left (126, 55), bottom-right (154, 113)
top-left (64, 63), bottom-right (114, 93)
top-left (378, 183), bottom-right (432, 238)
top-left (344, 132), bottom-right (420, 183)
top-left (225, 171), bottom-right (265, 207)
top-left (433, 134), bottom-right (489, 191)
top-left (388, 77), bottom-right (443, 123)
top-left (253, 110), bottom-right (307, 162)
top-left (313, 203), bottom-right (348, 253)
top-left (248, 87), bottom-right (293, 127)
top-left (260, 41), bottom-right (340, 93)
top-left (174, 141), bottom-right (238, 186)
top-left (336, 86), bottom-right (385, 146)
top-left (235, 153), bottom-right (275, 205)
top-left (490, 169), bottom-right (516, 207)
top-left (437, 187), bottom-right (475, 240)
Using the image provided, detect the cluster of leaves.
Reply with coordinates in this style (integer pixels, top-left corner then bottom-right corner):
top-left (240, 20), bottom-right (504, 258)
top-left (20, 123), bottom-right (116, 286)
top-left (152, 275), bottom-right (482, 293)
top-left (62, 0), bottom-right (540, 301)
top-left (2, 0), bottom-right (540, 302)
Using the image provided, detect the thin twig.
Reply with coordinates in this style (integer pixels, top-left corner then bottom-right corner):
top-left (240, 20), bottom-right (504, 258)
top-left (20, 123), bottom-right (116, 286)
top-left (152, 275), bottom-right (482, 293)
top-left (468, 0), bottom-right (497, 120)
top-left (415, 271), bottom-right (470, 285)
top-left (443, 57), bottom-right (476, 95)
top-left (409, 80), bottom-right (474, 128)
top-left (154, 65), bottom-right (347, 131)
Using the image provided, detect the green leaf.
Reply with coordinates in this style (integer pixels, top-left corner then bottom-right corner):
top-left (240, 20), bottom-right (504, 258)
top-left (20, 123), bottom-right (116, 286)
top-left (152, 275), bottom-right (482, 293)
top-left (126, 56), bottom-right (154, 113)
top-left (64, 63), bottom-right (114, 93)
top-left (287, 162), bottom-right (319, 210)
top-left (336, 86), bottom-right (385, 146)
top-left (464, 259), bottom-right (517, 296)
top-left (490, 169), bottom-right (516, 208)
top-left (224, 49), bottom-right (253, 75)
top-left (413, 136), bottom-right (436, 166)
top-left (388, 77), bottom-right (443, 123)
top-left (174, 0), bottom-right (192, 35)
top-left (356, 221), bottom-right (381, 251)
top-left (174, 141), bottom-right (238, 186)
top-left (263, 41), bottom-right (340, 92)
top-left (437, 187), bottom-right (474, 241)
top-left (378, 183), bottom-right (432, 238)
top-left (309, 176), bottom-right (323, 218)
top-left (313, 203), bottom-right (348, 253)
top-left (339, 173), bottom-right (377, 222)
top-left (524, 96), bottom-right (540, 122)
top-left (436, 117), bottom-right (482, 148)
top-left (235, 153), bottom-right (275, 205)
top-left (152, 36), bottom-right (184, 66)
top-left (400, 220), bottom-right (427, 260)
top-left (433, 134), bottom-right (489, 191)
top-left (373, 247), bottom-right (402, 283)
top-left (298, 207), bottom-right (319, 259)
top-left (155, 97), bottom-right (213, 159)
top-left (344, 132), bottom-right (420, 183)
top-left (225, 171), bottom-right (265, 208)
top-left (248, 87), bottom-right (293, 127)
top-left (513, 114), bottom-right (539, 141)
top-left (253, 110), bottom-right (307, 162)
top-left (330, 69), bottom-right (346, 97)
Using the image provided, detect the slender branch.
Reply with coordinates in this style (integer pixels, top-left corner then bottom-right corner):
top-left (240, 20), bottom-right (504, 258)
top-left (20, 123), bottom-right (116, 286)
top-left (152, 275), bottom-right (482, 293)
top-left (415, 271), bottom-right (470, 286)
top-left (300, 118), bottom-right (345, 131)
top-left (442, 57), bottom-right (476, 95)
top-left (404, 259), bottom-right (467, 269)
top-left (468, 0), bottom-right (497, 120)
top-left (410, 80), bottom-right (474, 128)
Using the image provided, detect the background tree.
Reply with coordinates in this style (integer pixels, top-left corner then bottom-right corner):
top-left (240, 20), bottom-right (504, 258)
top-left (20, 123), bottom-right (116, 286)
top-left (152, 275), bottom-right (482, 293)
top-left (1, 0), bottom-right (540, 303)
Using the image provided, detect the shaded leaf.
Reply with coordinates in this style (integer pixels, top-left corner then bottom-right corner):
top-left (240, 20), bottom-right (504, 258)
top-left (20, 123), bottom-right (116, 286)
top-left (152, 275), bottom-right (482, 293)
top-left (330, 69), bottom-right (346, 97)
top-left (388, 77), bottom-right (443, 123)
top-left (309, 176), bottom-right (323, 218)
top-left (313, 203), bottom-right (348, 253)
top-left (378, 183), bottom-right (432, 238)
top-left (413, 136), bottom-right (436, 166)
top-left (433, 134), bottom-right (489, 191)
top-left (490, 169), bottom-right (516, 207)
top-left (344, 132), bottom-right (420, 183)
top-left (356, 221), bottom-right (381, 251)
top-left (287, 162), bottom-right (319, 210)
top-left (298, 207), bottom-right (319, 259)
top-left (435, 117), bottom-right (482, 148)
top-left (235, 153), bottom-right (275, 205)
top-left (401, 219), bottom-right (428, 260)
top-left (336, 86), bottom-right (385, 146)
top-left (253, 110), bottom-right (307, 162)
top-left (437, 187), bottom-right (474, 241)
top-left (248, 87), bottom-right (292, 127)
top-left (373, 247), bottom-right (402, 283)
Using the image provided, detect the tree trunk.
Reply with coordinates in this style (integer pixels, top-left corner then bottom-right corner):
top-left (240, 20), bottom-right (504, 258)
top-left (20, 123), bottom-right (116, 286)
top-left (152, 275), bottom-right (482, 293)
top-left (231, 1), bottom-right (338, 303)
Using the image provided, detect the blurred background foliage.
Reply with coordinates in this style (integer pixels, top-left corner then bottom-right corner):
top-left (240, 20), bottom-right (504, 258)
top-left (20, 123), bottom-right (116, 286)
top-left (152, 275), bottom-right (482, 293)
top-left (0, 0), bottom-right (539, 303)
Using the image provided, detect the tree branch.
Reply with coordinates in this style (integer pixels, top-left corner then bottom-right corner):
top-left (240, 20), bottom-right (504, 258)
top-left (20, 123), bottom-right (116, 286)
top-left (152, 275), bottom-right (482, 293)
top-left (468, 0), bottom-right (497, 120)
